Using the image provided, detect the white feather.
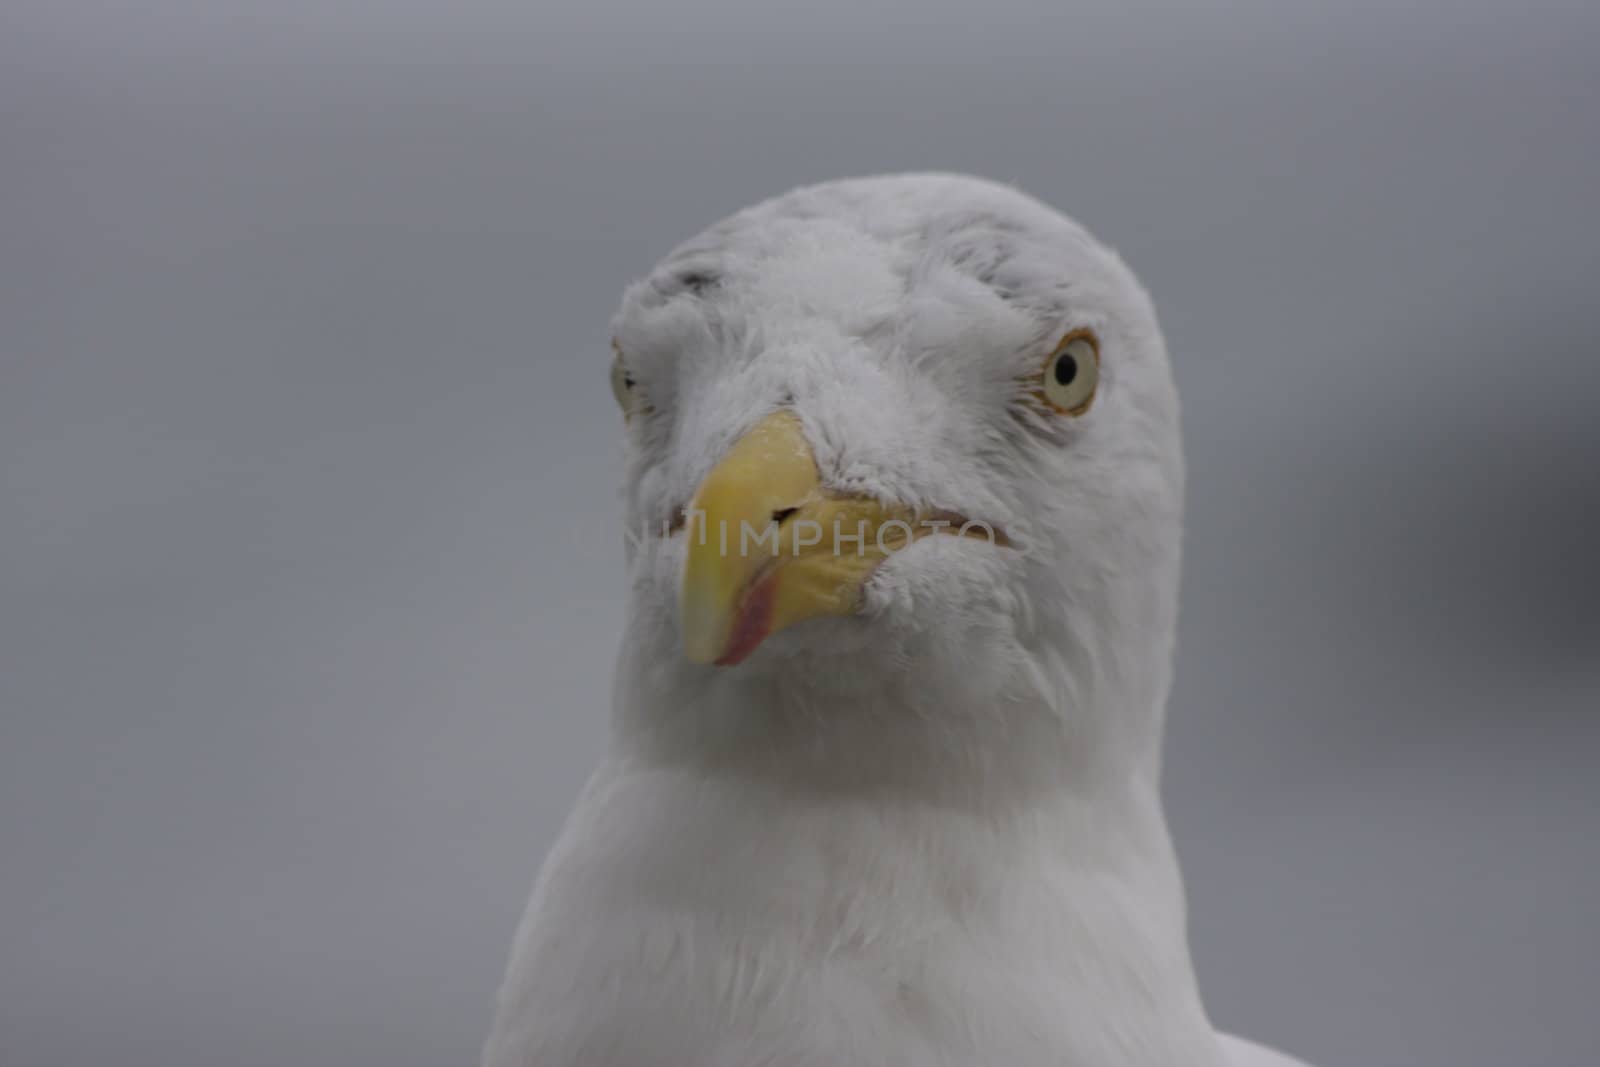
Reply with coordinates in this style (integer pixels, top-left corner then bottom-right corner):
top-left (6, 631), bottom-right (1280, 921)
top-left (483, 174), bottom-right (1317, 1067)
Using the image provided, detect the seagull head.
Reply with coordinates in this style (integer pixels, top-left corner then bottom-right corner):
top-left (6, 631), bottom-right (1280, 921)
top-left (606, 175), bottom-right (1182, 765)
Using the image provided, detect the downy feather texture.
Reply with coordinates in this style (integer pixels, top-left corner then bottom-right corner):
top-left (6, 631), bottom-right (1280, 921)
top-left (483, 174), bottom-right (1314, 1067)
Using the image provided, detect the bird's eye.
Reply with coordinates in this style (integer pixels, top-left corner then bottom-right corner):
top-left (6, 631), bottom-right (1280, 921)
top-left (1041, 330), bottom-right (1099, 416)
top-left (610, 343), bottom-right (642, 419)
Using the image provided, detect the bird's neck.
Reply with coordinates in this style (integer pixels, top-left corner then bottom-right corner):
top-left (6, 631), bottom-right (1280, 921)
top-left (603, 645), bottom-right (1222, 1065)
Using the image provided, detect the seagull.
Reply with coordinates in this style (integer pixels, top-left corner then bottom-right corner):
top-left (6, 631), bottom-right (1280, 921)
top-left (483, 174), bottom-right (1314, 1067)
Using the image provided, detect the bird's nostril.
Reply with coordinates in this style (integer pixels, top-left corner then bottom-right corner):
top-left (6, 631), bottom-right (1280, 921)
top-left (771, 507), bottom-right (800, 525)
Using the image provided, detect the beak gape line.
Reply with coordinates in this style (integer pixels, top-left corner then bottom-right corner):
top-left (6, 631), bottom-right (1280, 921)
top-left (684, 512), bottom-right (1002, 560)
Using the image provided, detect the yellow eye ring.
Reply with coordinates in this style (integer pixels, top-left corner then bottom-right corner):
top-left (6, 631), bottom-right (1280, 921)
top-left (1040, 329), bottom-right (1099, 416)
top-left (610, 341), bottom-right (644, 419)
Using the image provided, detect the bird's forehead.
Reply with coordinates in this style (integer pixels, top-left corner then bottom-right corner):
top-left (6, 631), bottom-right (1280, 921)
top-left (654, 216), bottom-right (908, 342)
top-left (610, 176), bottom-right (1154, 398)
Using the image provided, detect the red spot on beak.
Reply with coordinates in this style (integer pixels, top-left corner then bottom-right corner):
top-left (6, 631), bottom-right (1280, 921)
top-left (714, 570), bottom-right (779, 666)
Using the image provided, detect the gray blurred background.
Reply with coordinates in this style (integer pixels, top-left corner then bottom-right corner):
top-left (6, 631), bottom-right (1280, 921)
top-left (3, 3), bottom-right (1597, 1065)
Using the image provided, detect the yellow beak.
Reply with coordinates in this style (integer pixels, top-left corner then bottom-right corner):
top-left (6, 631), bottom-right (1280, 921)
top-left (680, 411), bottom-right (925, 666)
